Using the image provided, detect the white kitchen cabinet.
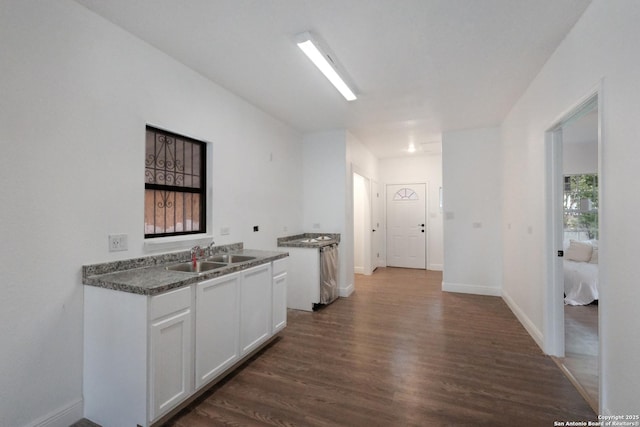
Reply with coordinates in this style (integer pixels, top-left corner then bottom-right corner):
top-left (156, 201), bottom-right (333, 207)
top-left (240, 263), bottom-right (272, 355)
top-left (83, 285), bottom-right (193, 427)
top-left (84, 258), bottom-right (287, 427)
top-left (84, 286), bottom-right (148, 427)
top-left (195, 272), bottom-right (241, 389)
top-left (272, 258), bottom-right (287, 334)
top-left (286, 247), bottom-right (320, 311)
top-left (149, 286), bottom-right (193, 421)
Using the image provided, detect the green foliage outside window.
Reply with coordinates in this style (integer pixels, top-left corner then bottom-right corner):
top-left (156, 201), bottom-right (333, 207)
top-left (564, 174), bottom-right (598, 239)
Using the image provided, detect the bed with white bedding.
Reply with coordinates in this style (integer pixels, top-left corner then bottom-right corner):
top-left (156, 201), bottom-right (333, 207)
top-left (563, 239), bottom-right (599, 305)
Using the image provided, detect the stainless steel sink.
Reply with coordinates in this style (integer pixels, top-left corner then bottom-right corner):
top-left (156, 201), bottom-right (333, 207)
top-left (166, 261), bottom-right (227, 274)
top-left (206, 254), bottom-right (256, 264)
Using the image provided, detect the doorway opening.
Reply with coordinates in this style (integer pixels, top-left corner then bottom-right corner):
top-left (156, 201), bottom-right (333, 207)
top-left (353, 170), bottom-right (381, 275)
top-left (353, 172), bottom-right (372, 275)
top-left (545, 91), bottom-right (600, 412)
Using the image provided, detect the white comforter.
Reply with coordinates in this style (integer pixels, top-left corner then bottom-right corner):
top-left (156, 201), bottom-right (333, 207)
top-left (564, 260), bottom-right (599, 305)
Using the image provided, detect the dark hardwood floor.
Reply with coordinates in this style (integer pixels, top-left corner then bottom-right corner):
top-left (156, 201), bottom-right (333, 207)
top-left (164, 267), bottom-right (595, 426)
top-left (558, 303), bottom-right (599, 412)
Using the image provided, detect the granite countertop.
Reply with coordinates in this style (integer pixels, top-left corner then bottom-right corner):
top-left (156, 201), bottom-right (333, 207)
top-left (277, 233), bottom-right (340, 248)
top-left (82, 244), bottom-right (288, 296)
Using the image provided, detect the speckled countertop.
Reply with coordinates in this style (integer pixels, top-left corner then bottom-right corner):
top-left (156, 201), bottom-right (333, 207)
top-left (82, 243), bottom-right (288, 296)
top-left (277, 233), bottom-right (340, 248)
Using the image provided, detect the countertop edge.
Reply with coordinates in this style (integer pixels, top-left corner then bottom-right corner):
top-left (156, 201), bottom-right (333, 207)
top-left (83, 250), bottom-right (289, 296)
top-left (276, 232), bottom-right (341, 248)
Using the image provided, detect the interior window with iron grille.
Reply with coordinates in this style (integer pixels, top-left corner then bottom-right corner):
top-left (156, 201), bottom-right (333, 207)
top-left (144, 126), bottom-right (206, 238)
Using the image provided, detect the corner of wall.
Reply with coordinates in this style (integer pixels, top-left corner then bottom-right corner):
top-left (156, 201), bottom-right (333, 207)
top-left (29, 399), bottom-right (83, 427)
top-left (339, 282), bottom-right (354, 298)
top-left (501, 289), bottom-right (544, 351)
top-left (442, 281), bottom-right (501, 297)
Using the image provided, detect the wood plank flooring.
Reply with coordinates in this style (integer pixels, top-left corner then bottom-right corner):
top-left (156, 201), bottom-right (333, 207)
top-left (557, 303), bottom-right (599, 411)
top-left (165, 268), bottom-right (596, 426)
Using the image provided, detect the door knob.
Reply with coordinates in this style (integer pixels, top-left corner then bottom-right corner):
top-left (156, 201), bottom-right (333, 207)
top-left (419, 223), bottom-right (425, 227)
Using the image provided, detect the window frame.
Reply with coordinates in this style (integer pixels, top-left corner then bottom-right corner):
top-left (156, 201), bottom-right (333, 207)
top-left (144, 125), bottom-right (207, 239)
top-left (563, 173), bottom-right (598, 240)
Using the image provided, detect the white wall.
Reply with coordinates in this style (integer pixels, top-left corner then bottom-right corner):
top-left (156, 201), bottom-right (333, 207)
top-left (442, 128), bottom-right (502, 295)
top-left (0, 2), bottom-right (303, 426)
top-left (379, 154), bottom-right (443, 270)
top-left (302, 131), bottom-right (352, 295)
top-left (302, 130), bottom-right (378, 296)
top-left (500, 0), bottom-right (640, 414)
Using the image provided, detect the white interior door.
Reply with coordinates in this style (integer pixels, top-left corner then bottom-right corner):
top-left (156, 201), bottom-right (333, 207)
top-left (386, 184), bottom-right (426, 269)
top-left (371, 179), bottom-right (382, 270)
top-left (353, 172), bottom-right (371, 274)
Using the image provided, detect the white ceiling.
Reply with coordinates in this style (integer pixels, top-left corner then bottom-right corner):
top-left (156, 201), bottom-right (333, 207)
top-left (73, 0), bottom-right (592, 158)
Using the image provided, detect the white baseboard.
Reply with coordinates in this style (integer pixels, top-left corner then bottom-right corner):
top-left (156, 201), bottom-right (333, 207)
top-left (339, 282), bottom-right (354, 297)
top-left (29, 398), bottom-right (83, 427)
top-left (502, 289), bottom-right (544, 351)
top-left (442, 281), bottom-right (501, 297)
top-left (428, 263), bottom-right (443, 271)
top-left (354, 266), bottom-right (365, 274)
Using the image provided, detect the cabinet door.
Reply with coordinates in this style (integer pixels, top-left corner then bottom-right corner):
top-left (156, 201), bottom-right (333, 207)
top-left (240, 263), bottom-right (272, 355)
top-left (149, 287), bottom-right (193, 422)
top-left (195, 273), bottom-right (241, 389)
top-left (286, 247), bottom-right (320, 311)
top-left (272, 272), bottom-right (287, 334)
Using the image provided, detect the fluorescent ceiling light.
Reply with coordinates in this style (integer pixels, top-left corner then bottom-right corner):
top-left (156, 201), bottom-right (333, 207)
top-left (296, 32), bottom-right (357, 101)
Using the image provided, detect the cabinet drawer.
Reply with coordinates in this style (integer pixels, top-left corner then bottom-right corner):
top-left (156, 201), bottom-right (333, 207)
top-left (272, 257), bottom-right (287, 276)
top-left (150, 286), bottom-right (191, 320)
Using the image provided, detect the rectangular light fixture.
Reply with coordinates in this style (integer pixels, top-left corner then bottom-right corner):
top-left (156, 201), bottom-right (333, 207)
top-left (295, 32), bottom-right (357, 101)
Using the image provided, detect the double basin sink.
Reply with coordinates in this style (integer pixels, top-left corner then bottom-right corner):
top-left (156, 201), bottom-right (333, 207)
top-left (166, 254), bottom-right (256, 274)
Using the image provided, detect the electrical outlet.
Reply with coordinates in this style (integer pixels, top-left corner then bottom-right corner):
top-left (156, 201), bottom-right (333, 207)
top-left (312, 223), bottom-right (320, 229)
top-left (108, 234), bottom-right (128, 252)
top-left (220, 226), bottom-right (230, 235)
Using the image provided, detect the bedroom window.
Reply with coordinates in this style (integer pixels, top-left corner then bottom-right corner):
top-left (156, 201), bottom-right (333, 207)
top-left (144, 126), bottom-right (206, 238)
top-left (563, 174), bottom-right (598, 240)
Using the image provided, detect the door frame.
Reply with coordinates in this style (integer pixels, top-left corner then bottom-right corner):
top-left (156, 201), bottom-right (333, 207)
top-left (353, 170), bottom-right (372, 275)
top-left (543, 83), bottom-right (603, 406)
top-left (370, 178), bottom-right (382, 271)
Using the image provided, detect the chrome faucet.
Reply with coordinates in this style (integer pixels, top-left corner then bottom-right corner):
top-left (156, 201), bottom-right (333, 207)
top-left (206, 240), bottom-right (216, 256)
top-left (190, 245), bottom-right (202, 267)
